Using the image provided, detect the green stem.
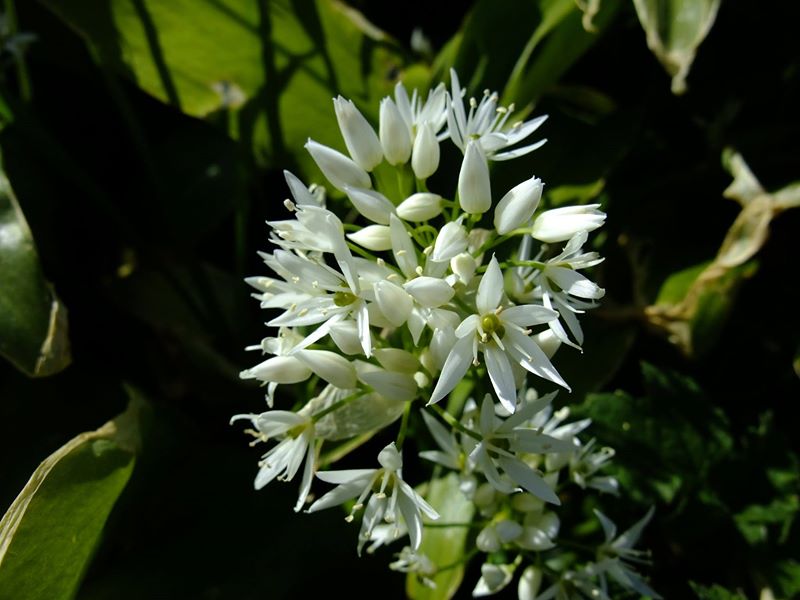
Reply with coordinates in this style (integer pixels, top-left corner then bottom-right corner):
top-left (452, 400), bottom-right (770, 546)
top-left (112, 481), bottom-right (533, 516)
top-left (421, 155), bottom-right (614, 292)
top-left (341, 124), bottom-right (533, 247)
top-left (312, 390), bottom-right (365, 423)
top-left (424, 521), bottom-right (486, 529)
top-left (428, 405), bottom-right (482, 442)
top-left (395, 400), bottom-right (413, 451)
top-left (4, 0), bottom-right (32, 101)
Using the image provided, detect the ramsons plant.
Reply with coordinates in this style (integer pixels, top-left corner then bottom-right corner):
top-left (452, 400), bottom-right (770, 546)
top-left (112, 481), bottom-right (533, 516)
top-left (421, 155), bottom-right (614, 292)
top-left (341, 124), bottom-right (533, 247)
top-left (232, 70), bottom-right (658, 599)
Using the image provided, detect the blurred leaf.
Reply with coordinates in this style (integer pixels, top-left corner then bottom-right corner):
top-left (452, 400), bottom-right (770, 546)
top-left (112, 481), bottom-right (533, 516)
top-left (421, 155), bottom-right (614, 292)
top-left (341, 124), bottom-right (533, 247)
top-left (632, 0), bottom-right (721, 94)
top-left (648, 259), bottom-right (757, 357)
top-left (794, 343), bottom-right (800, 379)
top-left (689, 582), bottom-right (747, 600)
top-left (41, 0), bottom-right (404, 174)
top-left (545, 179), bottom-right (605, 208)
top-left (407, 474), bottom-right (475, 600)
top-left (646, 152), bottom-right (799, 357)
top-left (734, 496), bottom-right (799, 546)
top-left (772, 560), bottom-right (800, 599)
top-left (0, 150), bottom-right (70, 377)
top-left (575, 363), bottom-right (733, 503)
top-left (433, 0), bottom-right (619, 106)
top-left (504, 0), bottom-right (622, 106)
top-left (0, 395), bottom-right (142, 600)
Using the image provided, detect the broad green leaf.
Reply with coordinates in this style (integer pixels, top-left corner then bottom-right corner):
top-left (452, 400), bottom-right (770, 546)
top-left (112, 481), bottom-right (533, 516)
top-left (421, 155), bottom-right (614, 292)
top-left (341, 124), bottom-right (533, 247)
top-left (41, 0), bottom-right (404, 173)
top-left (0, 396), bottom-right (142, 600)
top-left (407, 474), bottom-right (475, 600)
top-left (632, 0), bottom-right (721, 94)
top-left (0, 150), bottom-right (70, 377)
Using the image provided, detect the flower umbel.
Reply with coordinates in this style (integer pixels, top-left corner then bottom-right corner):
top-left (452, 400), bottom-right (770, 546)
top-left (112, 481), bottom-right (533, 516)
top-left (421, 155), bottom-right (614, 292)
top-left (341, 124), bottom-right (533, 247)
top-left (232, 70), bottom-right (656, 598)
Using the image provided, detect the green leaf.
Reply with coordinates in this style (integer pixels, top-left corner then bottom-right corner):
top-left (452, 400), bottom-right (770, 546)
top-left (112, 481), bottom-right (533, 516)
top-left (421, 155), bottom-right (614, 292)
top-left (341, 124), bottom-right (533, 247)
top-left (407, 474), bottom-right (476, 600)
top-left (734, 496), bottom-right (799, 546)
top-left (0, 150), bottom-right (70, 377)
top-left (41, 0), bottom-right (404, 173)
top-left (632, 0), bottom-right (721, 94)
top-left (689, 582), bottom-right (747, 600)
top-left (504, 0), bottom-right (622, 106)
top-left (0, 396), bottom-right (142, 600)
top-left (648, 259), bottom-right (757, 357)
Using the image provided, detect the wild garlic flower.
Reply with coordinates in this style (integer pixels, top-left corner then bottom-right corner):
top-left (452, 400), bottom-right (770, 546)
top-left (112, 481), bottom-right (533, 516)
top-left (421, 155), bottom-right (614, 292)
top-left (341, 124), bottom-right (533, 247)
top-left (233, 69), bottom-right (655, 597)
top-left (308, 443), bottom-right (439, 554)
top-left (447, 69), bottom-right (547, 161)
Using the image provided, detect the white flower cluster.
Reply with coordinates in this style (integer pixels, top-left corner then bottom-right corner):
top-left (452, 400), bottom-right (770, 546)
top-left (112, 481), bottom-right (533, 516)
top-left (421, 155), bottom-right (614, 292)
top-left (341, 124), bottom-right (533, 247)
top-left (233, 70), bottom-right (657, 597)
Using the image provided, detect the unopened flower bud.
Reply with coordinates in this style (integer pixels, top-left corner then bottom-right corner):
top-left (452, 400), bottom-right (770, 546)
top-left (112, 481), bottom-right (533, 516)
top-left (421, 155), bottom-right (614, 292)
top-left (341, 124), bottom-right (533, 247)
top-left (344, 186), bottom-right (396, 225)
top-left (333, 96), bottom-right (383, 171)
top-left (518, 566), bottom-right (544, 600)
top-left (305, 139), bottom-right (371, 192)
top-left (240, 356), bottom-right (311, 384)
top-left (411, 121), bottom-right (440, 179)
top-left (531, 204), bottom-right (606, 243)
top-left (431, 219), bottom-right (468, 262)
top-left (396, 192), bottom-right (443, 221)
top-left (450, 252), bottom-right (477, 284)
top-left (295, 349), bottom-right (357, 389)
top-left (374, 280), bottom-right (413, 326)
top-left (403, 276), bottom-right (454, 307)
top-left (346, 225), bottom-right (392, 251)
top-left (494, 176), bottom-right (543, 234)
top-left (379, 98), bottom-right (412, 165)
top-left (458, 140), bottom-right (491, 214)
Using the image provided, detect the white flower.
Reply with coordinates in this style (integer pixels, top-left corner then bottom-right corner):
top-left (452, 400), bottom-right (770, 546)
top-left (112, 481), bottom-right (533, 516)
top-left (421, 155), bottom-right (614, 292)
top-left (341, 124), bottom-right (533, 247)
top-left (308, 442), bottom-right (439, 553)
top-left (380, 97), bottom-right (412, 165)
top-left (593, 508), bottom-right (661, 598)
top-left (265, 248), bottom-right (372, 356)
top-left (464, 394), bottom-right (570, 504)
top-left (390, 547), bottom-right (437, 589)
top-left (429, 256), bottom-right (566, 411)
top-left (230, 410), bottom-right (315, 512)
top-left (333, 96), bottom-right (383, 171)
top-left (447, 69), bottom-right (547, 161)
top-left (570, 438), bottom-right (618, 494)
top-left (494, 176), bottom-right (543, 235)
top-left (305, 139), bottom-right (371, 191)
top-left (394, 80), bottom-right (449, 140)
top-left (530, 204), bottom-right (606, 243)
top-left (472, 562), bottom-right (517, 597)
top-left (514, 232), bottom-right (605, 349)
top-left (458, 140), bottom-right (492, 214)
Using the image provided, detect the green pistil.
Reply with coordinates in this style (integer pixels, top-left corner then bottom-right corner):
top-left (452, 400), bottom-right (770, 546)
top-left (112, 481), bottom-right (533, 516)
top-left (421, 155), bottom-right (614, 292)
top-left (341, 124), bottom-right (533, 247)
top-left (333, 290), bottom-right (358, 307)
top-left (481, 313), bottom-right (505, 338)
